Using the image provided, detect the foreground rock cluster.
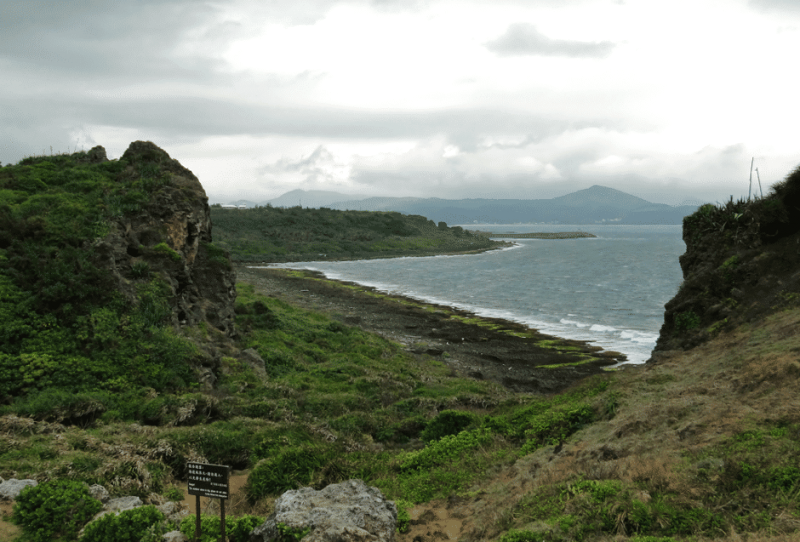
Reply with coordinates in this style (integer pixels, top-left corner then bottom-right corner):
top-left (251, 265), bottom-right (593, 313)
top-left (250, 479), bottom-right (397, 542)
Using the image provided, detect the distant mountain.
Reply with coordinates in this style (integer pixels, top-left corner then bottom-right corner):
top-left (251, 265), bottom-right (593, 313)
top-left (265, 189), bottom-right (369, 209)
top-left (326, 185), bottom-right (701, 225)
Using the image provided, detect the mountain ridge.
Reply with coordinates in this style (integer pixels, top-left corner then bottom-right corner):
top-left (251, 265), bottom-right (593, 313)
top-left (248, 185), bottom-right (700, 224)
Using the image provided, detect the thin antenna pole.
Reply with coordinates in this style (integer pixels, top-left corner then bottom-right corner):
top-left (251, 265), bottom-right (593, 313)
top-left (748, 157), bottom-right (754, 201)
top-left (755, 167), bottom-right (763, 198)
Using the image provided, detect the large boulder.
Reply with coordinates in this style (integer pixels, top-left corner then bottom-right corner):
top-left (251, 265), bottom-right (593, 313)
top-left (250, 479), bottom-right (397, 542)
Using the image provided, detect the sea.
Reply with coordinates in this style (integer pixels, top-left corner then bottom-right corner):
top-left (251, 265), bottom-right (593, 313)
top-left (259, 224), bottom-right (686, 365)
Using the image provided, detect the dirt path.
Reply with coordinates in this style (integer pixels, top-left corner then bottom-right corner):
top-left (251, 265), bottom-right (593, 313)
top-left (235, 266), bottom-right (623, 394)
top-left (0, 501), bottom-right (22, 541)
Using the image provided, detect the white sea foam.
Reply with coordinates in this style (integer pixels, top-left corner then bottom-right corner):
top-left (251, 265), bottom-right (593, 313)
top-left (589, 324), bottom-right (617, 333)
top-left (560, 318), bottom-right (590, 328)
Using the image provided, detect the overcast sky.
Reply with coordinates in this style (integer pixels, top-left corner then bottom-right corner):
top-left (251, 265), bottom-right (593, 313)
top-left (2, 0), bottom-right (798, 205)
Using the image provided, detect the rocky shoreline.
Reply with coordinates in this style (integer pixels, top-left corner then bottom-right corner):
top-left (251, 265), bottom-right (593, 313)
top-left (235, 265), bottom-right (625, 394)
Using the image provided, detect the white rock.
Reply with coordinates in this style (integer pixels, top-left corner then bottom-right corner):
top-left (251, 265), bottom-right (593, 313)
top-left (250, 479), bottom-right (397, 542)
top-left (0, 479), bottom-right (37, 501)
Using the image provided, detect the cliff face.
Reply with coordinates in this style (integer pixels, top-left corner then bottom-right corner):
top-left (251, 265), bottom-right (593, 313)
top-left (95, 141), bottom-right (237, 337)
top-left (652, 165), bottom-right (800, 355)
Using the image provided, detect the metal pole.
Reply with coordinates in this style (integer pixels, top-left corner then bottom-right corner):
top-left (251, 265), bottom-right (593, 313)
top-left (756, 168), bottom-right (763, 198)
top-left (221, 499), bottom-right (226, 542)
top-left (195, 495), bottom-right (201, 542)
top-left (749, 157), bottom-right (754, 201)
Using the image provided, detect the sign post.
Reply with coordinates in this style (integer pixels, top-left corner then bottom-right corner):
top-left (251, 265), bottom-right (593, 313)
top-left (188, 462), bottom-right (230, 542)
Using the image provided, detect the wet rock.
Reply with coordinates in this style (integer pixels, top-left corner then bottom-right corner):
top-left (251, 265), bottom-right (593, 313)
top-left (0, 479), bottom-right (37, 500)
top-left (250, 479), bottom-right (397, 542)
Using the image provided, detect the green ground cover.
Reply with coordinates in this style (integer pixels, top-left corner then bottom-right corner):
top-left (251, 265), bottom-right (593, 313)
top-left (0, 151), bottom-right (206, 406)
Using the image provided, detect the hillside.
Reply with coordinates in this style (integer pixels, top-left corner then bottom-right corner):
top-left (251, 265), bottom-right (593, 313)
top-left (210, 204), bottom-right (505, 262)
top-left (3, 145), bottom-right (800, 542)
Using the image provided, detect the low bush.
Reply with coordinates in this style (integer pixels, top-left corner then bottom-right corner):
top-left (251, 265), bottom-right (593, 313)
top-left (420, 409), bottom-right (477, 442)
top-left (498, 530), bottom-right (543, 542)
top-left (246, 445), bottom-right (342, 501)
top-left (179, 513), bottom-right (264, 542)
top-left (80, 505), bottom-right (165, 542)
top-left (12, 479), bottom-right (102, 541)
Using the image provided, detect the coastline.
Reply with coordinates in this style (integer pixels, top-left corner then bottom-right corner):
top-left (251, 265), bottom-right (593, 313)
top-left (235, 265), bottom-right (628, 394)
top-left (229, 241), bottom-right (514, 265)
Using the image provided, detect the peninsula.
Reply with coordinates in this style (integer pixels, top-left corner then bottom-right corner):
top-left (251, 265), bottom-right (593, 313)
top-left (471, 230), bottom-right (596, 239)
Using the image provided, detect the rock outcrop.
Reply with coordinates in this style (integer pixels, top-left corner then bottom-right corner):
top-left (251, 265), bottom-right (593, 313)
top-left (652, 164), bottom-right (800, 354)
top-left (0, 479), bottom-right (37, 500)
top-left (90, 141), bottom-right (237, 339)
top-left (250, 479), bottom-right (397, 542)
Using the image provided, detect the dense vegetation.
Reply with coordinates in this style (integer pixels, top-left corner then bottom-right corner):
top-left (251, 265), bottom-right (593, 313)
top-left (0, 151), bottom-right (203, 408)
top-left (210, 204), bottom-right (504, 262)
top-left (2, 276), bottom-right (617, 540)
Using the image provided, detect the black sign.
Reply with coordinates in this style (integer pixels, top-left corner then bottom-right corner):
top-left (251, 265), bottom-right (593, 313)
top-left (187, 462), bottom-right (230, 499)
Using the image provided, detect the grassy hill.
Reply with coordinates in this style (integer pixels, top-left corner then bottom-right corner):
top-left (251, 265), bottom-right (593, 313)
top-left (210, 204), bottom-right (505, 262)
top-left (3, 146), bottom-right (800, 542)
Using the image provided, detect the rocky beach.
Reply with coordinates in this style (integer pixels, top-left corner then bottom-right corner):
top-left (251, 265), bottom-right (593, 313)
top-left (235, 265), bottom-right (626, 395)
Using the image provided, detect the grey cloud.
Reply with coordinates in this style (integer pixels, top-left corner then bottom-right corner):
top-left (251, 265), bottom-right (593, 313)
top-left (0, 0), bottom-right (231, 83)
top-left (3, 92), bottom-right (612, 139)
top-left (486, 23), bottom-right (615, 57)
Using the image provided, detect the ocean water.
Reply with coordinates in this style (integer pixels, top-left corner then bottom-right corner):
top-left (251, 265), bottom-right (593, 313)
top-left (260, 224), bottom-right (686, 364)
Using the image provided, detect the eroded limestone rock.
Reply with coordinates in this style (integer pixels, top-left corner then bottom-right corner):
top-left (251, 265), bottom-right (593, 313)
top-left (0, 479), bottom-right (37, 500)
top-left (250, 479), bottom-right (397, 542)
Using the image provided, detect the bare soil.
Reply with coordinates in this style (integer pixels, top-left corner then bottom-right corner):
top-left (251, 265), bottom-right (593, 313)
top-left (235, 266), bottom-right (625, 394)
top-left (0, 501), bottom-right (21, 541)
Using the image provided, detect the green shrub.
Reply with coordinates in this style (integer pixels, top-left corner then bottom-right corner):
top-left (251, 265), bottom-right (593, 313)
top-left (179, 513), bottom-right (264, 542)
top-left (81, 505), bottom-right (165, 542)
top-left (420, 409), bottom-right (477, 442)
top-left (12, 479), bottom-right (102, 541)
top-left (401, 428), bottom-right (493, 472)
top-left (395, 499), bottom-right (413, 533)
top-left (499, 529), bottom-right (543, 542)
top-left (230, 515), bottom-right (267, 541)
top-left (518, 404), bottom-right (594, 455)
top-left (153, 242), bottom-right (181, 262)
top-left (674, 310), bottom-right (701, 332)
top-left (163, 486), bottom-right (184, 501)
top-left (130, 261), bottom-right (150, 278)
top-left (276, 522), bottom-right (311, 540)
top-left (246, 445), bottom-right (338, 500)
